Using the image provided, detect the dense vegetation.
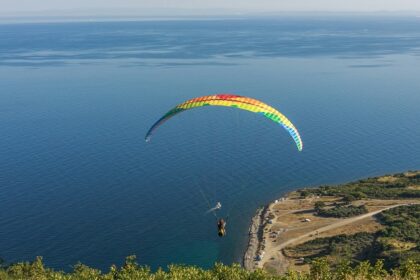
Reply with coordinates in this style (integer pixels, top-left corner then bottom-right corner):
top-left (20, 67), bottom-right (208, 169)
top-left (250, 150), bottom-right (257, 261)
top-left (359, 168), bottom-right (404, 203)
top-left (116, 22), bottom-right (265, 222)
top-left (316, 204), bottom-right (368, 218)
top-left (298, 171), bottom-right (420, 200)
top-left (375, 205), bottom-right (420, 268)
top-left (284, 205), bottom-right (420, 271)
top-left (378, 205), bottom-right (420, 243)
top-left (0, 256), bottom-right (419, 280)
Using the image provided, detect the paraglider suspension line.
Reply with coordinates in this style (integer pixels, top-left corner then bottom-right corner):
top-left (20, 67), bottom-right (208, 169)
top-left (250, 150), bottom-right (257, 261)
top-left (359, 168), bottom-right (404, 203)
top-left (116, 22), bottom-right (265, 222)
top-left (199, 187), bottom-right (218, 219)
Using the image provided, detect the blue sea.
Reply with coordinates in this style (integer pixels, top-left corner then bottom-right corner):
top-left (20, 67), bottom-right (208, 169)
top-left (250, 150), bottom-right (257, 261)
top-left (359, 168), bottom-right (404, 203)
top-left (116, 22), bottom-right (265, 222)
top-left (0, 16), bottom-right (419, 271)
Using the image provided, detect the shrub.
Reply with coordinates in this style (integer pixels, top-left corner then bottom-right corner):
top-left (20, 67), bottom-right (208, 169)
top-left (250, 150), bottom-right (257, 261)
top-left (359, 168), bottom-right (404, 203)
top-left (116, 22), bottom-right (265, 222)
top-left (316, 205), bottom-right (368, 218)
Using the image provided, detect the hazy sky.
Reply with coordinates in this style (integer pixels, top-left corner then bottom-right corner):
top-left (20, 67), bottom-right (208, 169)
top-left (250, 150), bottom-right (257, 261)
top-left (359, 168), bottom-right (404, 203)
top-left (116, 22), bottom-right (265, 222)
top-left (1, 0), bottom-right (420, 16)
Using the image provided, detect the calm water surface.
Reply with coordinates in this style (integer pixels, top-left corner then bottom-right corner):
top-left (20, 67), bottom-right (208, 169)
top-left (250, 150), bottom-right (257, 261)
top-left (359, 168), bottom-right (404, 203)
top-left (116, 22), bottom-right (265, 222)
top-left (0, 17), bottom-right (419, 271)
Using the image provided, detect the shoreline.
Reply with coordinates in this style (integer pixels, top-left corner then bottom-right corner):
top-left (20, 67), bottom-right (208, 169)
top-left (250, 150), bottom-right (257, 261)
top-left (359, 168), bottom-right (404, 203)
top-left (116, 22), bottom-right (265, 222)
top-left (242, 206), bottom-right (266, 270)
top-left (242, 198), bottom-right (286, 271)
top-left (242, 201), bottom-right (278, 270)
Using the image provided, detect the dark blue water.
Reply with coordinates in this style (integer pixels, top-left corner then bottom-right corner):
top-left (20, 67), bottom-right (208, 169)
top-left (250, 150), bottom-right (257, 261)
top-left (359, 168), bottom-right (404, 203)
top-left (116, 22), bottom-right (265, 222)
top-left (0, 17), bottom-right (419, 271)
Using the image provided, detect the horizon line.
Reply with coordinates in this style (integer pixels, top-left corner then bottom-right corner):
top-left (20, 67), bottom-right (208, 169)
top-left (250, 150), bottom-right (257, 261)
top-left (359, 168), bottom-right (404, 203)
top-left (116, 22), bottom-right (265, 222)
top-left (1, 10), bottom-right (420, 24)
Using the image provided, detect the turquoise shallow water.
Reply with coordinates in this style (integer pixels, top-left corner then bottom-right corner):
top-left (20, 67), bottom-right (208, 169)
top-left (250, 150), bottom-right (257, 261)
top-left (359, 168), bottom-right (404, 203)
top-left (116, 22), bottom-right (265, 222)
top-left (0, 17), bottom-right (419, 271)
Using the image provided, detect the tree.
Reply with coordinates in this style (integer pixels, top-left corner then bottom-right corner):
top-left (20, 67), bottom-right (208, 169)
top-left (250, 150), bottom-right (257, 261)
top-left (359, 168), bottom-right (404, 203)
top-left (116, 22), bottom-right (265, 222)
top-left (314, 201), bottom-right (326, 211)
top-left (342, 194), bottom-right (356, 204)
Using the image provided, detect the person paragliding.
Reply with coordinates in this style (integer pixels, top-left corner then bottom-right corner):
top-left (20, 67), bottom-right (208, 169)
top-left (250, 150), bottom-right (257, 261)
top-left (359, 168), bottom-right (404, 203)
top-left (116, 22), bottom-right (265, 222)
top-left (217, 218), bottom-right (227, 237)
top-left (145, 93), bottom-right (303, 238)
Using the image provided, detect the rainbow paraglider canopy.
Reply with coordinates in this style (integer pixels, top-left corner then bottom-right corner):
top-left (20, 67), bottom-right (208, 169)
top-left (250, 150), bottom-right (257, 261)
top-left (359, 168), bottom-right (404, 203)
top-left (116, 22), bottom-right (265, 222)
top-left (145, 94), bottom-right (303, 151)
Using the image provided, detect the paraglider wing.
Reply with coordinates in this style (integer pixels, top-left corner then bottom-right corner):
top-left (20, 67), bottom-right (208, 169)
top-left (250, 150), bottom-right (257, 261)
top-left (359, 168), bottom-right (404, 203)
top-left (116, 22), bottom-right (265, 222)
top-left (145, 94), bottom-right (303, 151)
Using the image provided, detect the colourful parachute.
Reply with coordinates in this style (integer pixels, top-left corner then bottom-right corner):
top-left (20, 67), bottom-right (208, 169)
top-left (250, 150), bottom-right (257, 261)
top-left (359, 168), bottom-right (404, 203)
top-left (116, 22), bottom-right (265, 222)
top-left (145, 94), bottom-right (303, 151)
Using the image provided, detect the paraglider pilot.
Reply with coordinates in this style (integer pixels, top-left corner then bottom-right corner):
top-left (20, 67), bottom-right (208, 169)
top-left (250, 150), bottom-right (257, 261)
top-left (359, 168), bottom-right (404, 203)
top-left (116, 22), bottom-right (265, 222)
top-left (217, 218), bottom-right (226, 237)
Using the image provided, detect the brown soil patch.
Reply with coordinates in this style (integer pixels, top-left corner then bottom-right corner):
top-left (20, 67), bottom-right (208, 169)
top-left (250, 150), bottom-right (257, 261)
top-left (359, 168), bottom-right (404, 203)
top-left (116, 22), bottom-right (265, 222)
top-left (407, 185), bottom-right (420, 190)
top-left (404, 171), bottom-right (420, 177)
top-left (317, 216), bottom-right (382, 238)
top-left (377, 176), bottom-right (398, 183)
